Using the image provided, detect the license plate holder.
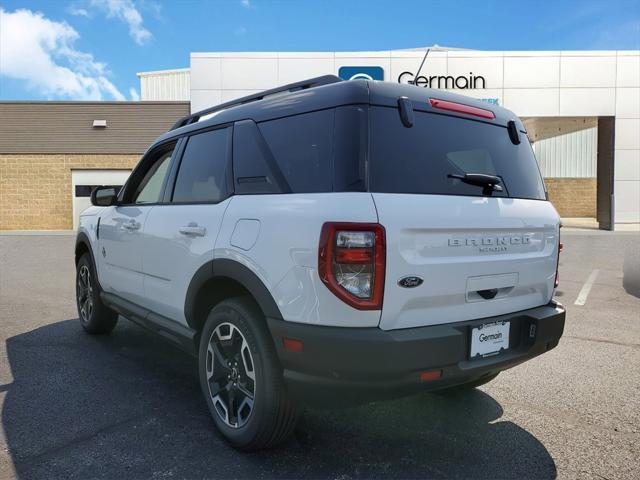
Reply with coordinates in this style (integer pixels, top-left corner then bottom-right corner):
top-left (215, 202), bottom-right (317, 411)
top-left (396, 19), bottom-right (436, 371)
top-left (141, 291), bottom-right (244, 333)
top-left (470, 321), bottom-right (510, 358)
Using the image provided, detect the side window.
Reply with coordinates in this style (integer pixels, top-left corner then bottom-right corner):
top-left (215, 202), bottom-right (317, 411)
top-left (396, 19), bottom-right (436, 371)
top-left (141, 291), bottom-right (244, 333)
top-left (132, 145), bottom-right (175, 204)
top-left (258, 109), bottom-right (334, 193)
top-left (172, 127), bottom-right (230, 203)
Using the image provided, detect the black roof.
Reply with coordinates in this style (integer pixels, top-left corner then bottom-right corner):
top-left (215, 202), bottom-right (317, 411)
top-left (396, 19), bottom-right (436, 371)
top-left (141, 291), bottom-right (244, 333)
top-left (152, 75), bottom-right (524, 148)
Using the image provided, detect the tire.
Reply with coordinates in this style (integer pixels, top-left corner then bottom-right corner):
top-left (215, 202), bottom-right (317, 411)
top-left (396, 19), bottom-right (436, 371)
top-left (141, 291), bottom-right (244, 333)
top-left (76, 253), bottom-right (118, 334)
top-left (198, 297), bottom-right (298, 451)
top-left (434, 373), bottom-right (499, 395)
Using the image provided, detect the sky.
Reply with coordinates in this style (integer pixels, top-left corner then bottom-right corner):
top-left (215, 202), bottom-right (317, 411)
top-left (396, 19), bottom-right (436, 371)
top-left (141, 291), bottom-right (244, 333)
top-left (1, 0), bottom-right (639, 101)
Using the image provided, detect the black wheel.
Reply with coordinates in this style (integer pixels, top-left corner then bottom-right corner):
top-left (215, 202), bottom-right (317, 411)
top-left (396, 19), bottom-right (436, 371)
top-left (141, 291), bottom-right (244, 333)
top-left (199, 297), bottom-right (298, 451)
top-left (435, 373), bottom-right (499, 395)
top-left (76, 253), bottom-right (118, 334)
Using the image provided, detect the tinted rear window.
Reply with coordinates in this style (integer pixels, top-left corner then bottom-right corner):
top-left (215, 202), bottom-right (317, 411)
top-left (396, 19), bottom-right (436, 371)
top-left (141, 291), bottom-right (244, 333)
top-left (369, 107), bottom-right (546, 200)
top-left (173, 127), bottom-right (230, 203)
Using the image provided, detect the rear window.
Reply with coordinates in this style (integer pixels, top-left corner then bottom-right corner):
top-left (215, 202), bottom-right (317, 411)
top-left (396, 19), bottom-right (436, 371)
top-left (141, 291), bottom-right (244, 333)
top-left (369, 107), bottom-right (546, 200)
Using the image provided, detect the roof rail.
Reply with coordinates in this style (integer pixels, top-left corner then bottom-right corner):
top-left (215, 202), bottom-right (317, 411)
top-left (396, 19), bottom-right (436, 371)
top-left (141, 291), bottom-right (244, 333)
top-left (170, 74), bottom-right (343, 131)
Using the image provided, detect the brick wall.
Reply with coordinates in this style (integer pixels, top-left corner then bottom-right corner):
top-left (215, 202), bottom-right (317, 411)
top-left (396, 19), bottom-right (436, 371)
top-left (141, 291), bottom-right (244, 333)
top-left (545, 178), bottom-right (597, 218)
top-left (0, 154), bottom-right (139, 230)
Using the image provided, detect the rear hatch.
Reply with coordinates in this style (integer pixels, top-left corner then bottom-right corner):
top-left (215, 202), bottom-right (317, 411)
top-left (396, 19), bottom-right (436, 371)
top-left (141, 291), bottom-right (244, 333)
top-left (368, 97), bottom-right (560, 331)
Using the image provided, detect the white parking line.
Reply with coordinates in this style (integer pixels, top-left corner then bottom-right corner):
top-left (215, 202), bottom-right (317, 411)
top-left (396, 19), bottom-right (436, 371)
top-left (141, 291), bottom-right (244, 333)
top-left (574, 269), bottom-right (600, 306)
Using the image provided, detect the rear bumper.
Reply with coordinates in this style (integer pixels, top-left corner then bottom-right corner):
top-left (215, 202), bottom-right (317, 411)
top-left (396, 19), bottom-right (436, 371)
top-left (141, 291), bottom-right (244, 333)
top-left (267, 301), bottom-right (565, 405)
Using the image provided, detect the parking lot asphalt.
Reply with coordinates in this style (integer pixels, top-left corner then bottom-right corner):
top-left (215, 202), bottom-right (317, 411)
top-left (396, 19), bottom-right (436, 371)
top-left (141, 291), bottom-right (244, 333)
top-left (0, 231), bottom-right (638, 479)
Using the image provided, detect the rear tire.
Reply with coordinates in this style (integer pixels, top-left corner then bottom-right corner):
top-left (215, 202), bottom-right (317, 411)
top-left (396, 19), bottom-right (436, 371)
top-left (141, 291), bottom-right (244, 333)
top-left (76, 253), bottom-right (118, 334)
top-left (198, 297), bottom-right (298, 451)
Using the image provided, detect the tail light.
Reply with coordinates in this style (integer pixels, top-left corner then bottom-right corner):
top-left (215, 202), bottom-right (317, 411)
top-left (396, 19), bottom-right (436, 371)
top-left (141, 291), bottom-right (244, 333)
top-left (318, 222), bottom-right (385, 310)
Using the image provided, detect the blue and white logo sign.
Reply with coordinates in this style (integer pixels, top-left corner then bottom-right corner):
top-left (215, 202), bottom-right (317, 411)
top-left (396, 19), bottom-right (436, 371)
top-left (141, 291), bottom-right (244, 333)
top-left (338, 66), bottom-right (384, 81)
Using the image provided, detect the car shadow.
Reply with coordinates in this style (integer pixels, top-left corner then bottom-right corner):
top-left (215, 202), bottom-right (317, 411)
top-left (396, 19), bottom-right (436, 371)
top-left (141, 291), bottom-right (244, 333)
top-left (622, 245), bottom-right (640, 298)
top-left (2, 319), bottom-right (557, 479)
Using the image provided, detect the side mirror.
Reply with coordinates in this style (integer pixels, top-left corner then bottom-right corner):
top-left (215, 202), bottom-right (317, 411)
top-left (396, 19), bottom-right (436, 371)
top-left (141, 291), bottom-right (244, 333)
top-left (91, 186), bottom-right (118, 207)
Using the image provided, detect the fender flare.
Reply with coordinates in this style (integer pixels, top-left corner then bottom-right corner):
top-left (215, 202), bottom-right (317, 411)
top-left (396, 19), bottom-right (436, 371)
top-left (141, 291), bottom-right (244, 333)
top-left (184, 258), bottom-right (283, 329)
top-left (75, 232), bottom-right (94, 265)
top-left (75, 232), bottom-right (106, 292)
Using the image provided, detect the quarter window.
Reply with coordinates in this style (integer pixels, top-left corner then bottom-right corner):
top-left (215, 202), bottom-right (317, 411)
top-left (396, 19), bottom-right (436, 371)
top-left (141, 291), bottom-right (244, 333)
top-left (258, 110), bottom-right (334, 193)
top-left (233, 107), bottom-right (366, 194)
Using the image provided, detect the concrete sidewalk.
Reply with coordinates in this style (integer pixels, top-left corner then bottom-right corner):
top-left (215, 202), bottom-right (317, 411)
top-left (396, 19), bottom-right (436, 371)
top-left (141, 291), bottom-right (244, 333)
top-left (562, 217), bottom-right (640, 232)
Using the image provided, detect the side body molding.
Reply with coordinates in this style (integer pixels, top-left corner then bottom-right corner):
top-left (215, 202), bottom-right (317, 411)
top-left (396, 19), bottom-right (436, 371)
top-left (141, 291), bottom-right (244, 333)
top-left (184, 258), bottom-right (284, 330)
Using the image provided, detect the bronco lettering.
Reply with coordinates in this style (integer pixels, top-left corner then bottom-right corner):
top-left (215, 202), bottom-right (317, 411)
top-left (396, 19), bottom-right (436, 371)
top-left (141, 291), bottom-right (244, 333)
top-left (448, 234), bottom-right (532, 251)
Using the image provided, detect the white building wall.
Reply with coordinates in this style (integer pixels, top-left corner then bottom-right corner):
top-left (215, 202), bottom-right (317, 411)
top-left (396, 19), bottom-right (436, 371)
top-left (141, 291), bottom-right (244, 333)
top-left (614, 52), bottom-right (640, 224)
top-left (137, 68), bottom-right (191, 101)
top-left (184, 48), bottom-right (639, 226)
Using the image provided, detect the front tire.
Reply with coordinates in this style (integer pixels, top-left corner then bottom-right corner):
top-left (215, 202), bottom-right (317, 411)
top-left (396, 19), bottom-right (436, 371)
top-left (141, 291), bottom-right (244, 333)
top-left (198, 297), bottom-right (298, 450)
top-left (76, 253), bottom-right (118, 334)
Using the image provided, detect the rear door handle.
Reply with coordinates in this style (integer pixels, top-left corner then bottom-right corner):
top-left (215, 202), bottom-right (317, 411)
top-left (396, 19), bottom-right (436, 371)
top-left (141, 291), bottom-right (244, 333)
top-left (179, 224), bottom-right (206, 237)
top-left (122, 221), bottom-right (140, 231)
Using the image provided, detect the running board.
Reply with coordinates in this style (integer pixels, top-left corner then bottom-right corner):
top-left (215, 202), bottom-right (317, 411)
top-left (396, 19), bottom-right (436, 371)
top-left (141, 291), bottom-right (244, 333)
top-left (101, 292), bottom-right (197, 355)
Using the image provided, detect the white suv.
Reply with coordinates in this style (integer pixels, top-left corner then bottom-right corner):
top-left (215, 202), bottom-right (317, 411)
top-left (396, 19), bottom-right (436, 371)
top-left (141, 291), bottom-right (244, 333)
top-left (75, 76), bottom-right (565, 450)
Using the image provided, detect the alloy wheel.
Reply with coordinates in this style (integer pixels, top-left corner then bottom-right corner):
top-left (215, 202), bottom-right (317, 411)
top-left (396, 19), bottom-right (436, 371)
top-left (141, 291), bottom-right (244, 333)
top-left (206, 322), bottom-right (256, 428)
top-left (77, 264), bottom-right (94, 323)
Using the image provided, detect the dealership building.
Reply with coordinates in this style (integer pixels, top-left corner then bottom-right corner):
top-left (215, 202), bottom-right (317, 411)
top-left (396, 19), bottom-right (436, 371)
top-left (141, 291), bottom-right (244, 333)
top-left (1, 46), bottom-right (639, 230)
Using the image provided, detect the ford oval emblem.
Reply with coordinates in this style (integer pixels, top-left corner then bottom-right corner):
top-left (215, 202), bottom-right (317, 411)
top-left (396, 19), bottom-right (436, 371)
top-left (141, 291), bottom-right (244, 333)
top-left (398, 276), bottom-right (424, 288)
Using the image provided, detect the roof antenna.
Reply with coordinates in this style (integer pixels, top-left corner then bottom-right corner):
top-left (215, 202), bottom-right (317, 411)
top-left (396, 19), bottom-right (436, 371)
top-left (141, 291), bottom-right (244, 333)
top-left (412, 48), bottom-right (431, 84)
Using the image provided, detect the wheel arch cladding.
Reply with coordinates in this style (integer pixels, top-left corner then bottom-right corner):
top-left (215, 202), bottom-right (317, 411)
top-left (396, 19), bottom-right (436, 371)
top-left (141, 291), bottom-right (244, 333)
top-left (75, 233), bottom-right (92, 265)
top-left (185, 259), bottom-right (284, 334)
top-left (74, 233), bottom-right (109, 295)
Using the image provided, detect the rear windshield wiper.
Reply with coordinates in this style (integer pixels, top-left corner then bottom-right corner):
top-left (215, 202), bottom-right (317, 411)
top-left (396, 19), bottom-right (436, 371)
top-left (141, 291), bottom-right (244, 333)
top-left (448, 173), bottom-right (504, 193)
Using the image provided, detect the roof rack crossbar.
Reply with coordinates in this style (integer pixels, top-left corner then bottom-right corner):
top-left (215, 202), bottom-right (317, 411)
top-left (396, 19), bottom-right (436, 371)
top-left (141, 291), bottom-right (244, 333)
top-left (170, 74), bottom-right (343, 131)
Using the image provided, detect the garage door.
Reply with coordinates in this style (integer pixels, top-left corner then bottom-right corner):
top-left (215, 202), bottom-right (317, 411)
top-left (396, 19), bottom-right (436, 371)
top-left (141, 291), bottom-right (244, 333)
top-left (72, 170), bottom-right (132, 229)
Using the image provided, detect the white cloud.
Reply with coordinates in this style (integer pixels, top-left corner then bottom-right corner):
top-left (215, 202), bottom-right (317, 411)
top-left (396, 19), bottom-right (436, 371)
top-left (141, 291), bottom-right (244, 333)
top-left (139, 0), bottom-right (162, 19)
top-left (68, 6), bottom-right (91, 17)
top-left (0, 8), bottom-right (125, 100)
top-left (90, 0), bottom-right (151, 45)
top-left (129, 87), bottom-right (140, 101)
top-left (240, 0), bottom-right (251, 9)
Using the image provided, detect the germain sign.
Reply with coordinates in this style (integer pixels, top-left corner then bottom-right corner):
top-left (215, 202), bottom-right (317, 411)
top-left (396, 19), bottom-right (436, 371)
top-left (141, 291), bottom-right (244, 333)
top-left (338, 65), bottom-right (487, 91)
top-left (397, 71), bottom-right (486, 89)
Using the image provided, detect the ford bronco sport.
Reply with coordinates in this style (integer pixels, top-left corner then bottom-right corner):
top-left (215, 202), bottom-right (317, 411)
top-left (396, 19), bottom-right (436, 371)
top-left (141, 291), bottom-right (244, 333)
top-left (75, 75), bottom-right (565, 450)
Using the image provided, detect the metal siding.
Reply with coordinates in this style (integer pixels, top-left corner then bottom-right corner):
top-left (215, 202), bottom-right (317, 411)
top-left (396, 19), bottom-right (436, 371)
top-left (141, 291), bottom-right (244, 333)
top-left (534, 127), bottom-right (597, 178)
top-left (139, 70), bottom-right (190, 101)
top-left (0, 102), bottom-right (190, 154)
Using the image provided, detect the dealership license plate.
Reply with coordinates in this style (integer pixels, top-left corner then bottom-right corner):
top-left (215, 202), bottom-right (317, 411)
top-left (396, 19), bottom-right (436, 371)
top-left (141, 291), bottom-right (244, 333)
top-left (470, 321), bottom-right (510, 358)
